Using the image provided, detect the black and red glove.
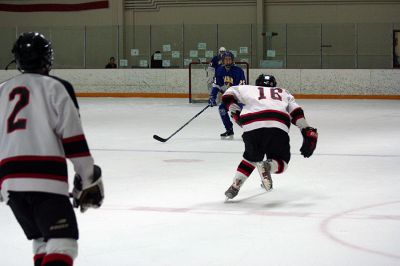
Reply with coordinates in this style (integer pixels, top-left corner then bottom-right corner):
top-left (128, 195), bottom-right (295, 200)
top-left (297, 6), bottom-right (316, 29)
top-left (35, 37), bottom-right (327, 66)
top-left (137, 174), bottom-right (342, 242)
top-left (300, 127), bottom-right (318, 158)
top-left (72, 165), bottom-right (104, 213)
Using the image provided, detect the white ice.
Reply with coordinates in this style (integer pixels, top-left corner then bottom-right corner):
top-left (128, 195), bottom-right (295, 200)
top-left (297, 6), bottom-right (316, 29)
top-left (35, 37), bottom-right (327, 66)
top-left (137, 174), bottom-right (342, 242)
top-left (1, 98), bottom-right (400, 266)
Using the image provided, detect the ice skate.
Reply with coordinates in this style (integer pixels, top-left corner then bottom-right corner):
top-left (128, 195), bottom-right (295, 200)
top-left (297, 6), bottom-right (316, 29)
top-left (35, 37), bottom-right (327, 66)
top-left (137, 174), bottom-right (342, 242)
top-left (257, 161), bottom-right (273, 191)
top-left (220, 129), bottom-right (234, 140)
top-left (224, 179), bottom-right (242, 200)
top-left (224, 185), bottom-right (239, 200)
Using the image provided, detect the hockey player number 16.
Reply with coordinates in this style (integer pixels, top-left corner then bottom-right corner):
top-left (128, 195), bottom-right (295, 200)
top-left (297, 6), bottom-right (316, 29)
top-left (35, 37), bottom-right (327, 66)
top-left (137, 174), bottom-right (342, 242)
top-left (258, 87), bottom-right (282, 101)
top-left (7, 86), bottom-right (30, 134)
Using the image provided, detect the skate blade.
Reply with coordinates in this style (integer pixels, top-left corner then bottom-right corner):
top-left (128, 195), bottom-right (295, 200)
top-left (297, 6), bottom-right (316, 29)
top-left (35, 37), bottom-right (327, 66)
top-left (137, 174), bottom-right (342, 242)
top-left (260, 183), bottom-right (273, 191)
top-left (220, 136), bottom-right (234, 140)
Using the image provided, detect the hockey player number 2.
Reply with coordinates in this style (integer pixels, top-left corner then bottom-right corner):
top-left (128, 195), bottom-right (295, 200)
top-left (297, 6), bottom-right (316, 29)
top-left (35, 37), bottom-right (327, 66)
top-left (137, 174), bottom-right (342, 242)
top-left (7, 86), bottom-right (30, 134)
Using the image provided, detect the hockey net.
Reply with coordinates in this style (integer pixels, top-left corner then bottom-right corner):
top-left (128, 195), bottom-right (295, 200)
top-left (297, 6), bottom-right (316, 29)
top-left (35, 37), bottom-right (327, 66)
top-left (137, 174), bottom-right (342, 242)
top-left (188, 62), bottom-right (250, 103)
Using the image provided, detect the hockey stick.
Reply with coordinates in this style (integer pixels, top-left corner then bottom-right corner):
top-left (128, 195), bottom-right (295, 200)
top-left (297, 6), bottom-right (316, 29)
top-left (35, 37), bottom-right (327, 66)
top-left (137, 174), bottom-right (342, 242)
top-left (153, 105), bottom-right (210, 142)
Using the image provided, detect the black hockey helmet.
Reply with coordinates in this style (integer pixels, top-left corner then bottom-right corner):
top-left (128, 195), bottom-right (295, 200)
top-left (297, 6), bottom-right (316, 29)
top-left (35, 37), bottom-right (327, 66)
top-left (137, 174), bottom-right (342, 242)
top-left (255, 74), bottom-right (277, 87)
top-left (12, 32), bottom-right (53, 72)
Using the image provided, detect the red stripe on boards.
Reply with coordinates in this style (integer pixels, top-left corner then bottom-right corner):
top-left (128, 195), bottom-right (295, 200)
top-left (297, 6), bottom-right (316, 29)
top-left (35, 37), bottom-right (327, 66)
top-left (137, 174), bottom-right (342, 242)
top-left (0, 1), bottom-right (108, 12)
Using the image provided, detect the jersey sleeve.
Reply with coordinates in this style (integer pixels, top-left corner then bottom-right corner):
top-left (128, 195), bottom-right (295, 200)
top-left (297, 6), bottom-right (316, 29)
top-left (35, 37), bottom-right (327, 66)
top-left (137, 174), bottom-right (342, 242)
top-left (222, 86), bottom-right (240, 106)
top-left (210, 56), bottom-right (217, 68)
top-left (286, 90), bottom-right (309, 128)
top-left (52, 81), bottom-right (94, 186)
top-left (239, 68), bottom-right (246, 85)
top-left (214, 67), bottom-right (225, 88)
top-left (50, 76), bottom-right (79, 109)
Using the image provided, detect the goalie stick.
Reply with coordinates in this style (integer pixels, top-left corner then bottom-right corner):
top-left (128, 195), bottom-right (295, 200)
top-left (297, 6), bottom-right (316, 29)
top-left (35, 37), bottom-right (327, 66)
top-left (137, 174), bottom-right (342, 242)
top-left (153, 105), bottom-right (210, 142)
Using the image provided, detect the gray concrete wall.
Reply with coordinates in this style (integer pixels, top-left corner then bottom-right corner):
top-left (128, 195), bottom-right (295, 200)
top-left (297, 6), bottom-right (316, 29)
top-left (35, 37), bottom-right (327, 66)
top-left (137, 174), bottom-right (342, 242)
top-left (1, 1), bottom-right (399, 69)
top-left (1, 1), bottom-right (399, 27)
top-left (128, 1), bottom-right (400, 25)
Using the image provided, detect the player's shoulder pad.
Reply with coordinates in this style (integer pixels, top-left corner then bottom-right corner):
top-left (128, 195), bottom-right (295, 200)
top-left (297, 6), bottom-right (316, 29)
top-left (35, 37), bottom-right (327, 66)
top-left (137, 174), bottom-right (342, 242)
top-left (49, 75), bottom-right (79, 109)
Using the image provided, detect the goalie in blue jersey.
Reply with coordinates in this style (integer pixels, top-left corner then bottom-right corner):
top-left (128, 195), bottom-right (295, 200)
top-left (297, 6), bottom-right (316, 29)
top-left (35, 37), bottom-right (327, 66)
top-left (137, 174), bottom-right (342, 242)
top-left (206, 47), bottom-right (226, 93)
top-left (208, 51), bottom-right (246, 139)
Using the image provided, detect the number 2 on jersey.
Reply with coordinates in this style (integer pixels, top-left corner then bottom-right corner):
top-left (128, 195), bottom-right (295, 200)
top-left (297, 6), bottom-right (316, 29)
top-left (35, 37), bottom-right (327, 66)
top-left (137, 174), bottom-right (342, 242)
top-left (257, 87), bottom-right (282, 101)
top-left (7, 87), bottom-right (30, 133)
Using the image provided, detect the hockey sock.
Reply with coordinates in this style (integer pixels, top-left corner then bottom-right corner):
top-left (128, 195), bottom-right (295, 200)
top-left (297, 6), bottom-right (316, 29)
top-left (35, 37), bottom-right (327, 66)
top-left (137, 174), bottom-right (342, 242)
top-left (34, 253), bottom-right (45, 266)
top-left (268, 159), bottom-right (288, 174)
top-left (42, 238), bottom-right (77, 266)
top-left (233, 159), bottom-right (256, 187)
top-left (41, 253), bottom-right (73, 266)
top-left (33, 238), bottom-right (47, 266)
top-left (219, 104), bottom-right (233, 130)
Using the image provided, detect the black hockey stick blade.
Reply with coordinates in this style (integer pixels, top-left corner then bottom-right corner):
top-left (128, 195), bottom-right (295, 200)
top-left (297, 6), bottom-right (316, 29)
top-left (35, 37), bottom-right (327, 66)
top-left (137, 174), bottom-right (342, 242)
top-left (153, 105), bottom-right (210, 143)
top-left (153, 134), bottom-right (168, 142)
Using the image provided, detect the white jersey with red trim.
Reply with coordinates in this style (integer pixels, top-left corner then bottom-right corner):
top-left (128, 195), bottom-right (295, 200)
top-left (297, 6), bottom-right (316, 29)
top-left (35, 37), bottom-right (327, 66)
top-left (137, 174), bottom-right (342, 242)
top-left (222, 85), bottom-right (305, 133)
top-left (0, 73), bottom-right (94, 202)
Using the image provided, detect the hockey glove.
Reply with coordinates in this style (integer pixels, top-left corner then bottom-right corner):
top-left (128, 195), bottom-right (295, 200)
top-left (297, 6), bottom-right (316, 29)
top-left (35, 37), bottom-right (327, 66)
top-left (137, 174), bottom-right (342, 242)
top-left (208, 87), bottom-right (219, 107)
top-left (208, 96), bottom-right (217, 107)
top-left (72, 165), bottom-right (104, 213)
top-left (300, 127), bottom-right (318, 158)
top-left (228, 103), bottom-right (242, 127)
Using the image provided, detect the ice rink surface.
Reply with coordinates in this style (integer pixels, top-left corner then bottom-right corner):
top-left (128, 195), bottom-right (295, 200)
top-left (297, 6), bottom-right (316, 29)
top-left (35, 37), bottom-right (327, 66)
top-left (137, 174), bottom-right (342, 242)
top-left (1, 98), bottom-right (400, 266)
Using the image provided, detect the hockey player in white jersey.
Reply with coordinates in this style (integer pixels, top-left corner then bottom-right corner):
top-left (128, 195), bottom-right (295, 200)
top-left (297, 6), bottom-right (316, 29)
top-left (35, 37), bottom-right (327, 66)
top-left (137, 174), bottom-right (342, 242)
top-left (222, 74), bottom-right (318, 200)
top-left (0, 32), bottom-right (104, 266)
